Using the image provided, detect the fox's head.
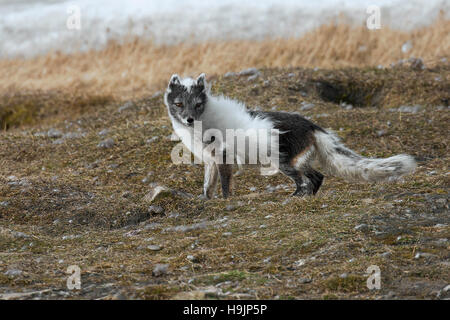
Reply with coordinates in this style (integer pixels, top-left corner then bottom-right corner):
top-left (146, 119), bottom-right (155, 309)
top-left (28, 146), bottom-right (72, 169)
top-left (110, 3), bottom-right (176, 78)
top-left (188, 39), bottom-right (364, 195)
top-left (164, 73), bottom-right (209, 127)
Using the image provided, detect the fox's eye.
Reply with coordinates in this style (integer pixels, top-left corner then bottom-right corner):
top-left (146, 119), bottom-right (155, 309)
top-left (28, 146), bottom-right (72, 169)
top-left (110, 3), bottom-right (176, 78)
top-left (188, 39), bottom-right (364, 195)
top-left (175, 102), bottom-right (183, 108)
top-left (195, 103), bottom-right (202, 108)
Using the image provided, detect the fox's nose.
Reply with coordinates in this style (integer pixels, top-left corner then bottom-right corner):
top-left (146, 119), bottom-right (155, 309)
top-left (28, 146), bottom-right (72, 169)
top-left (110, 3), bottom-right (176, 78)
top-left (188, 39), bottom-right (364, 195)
top-left (187, 117), bottom-right (194, 124)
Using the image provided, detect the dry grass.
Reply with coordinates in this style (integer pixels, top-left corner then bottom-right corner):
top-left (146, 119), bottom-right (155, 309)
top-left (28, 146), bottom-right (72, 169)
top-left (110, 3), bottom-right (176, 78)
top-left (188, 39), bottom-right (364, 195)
top-left (1, 19), bottom-right (449, 99)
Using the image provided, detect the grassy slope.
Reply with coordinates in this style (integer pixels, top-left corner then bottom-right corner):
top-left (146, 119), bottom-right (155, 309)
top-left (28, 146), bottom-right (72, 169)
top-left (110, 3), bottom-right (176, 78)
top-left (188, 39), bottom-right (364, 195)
top-left (0, 65), bottom-right (449, 299)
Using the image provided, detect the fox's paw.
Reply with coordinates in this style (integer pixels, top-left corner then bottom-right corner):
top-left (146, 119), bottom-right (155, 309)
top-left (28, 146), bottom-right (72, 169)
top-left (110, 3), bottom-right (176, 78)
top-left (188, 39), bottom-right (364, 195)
top-left (198, 194), bottom-right (210, 201)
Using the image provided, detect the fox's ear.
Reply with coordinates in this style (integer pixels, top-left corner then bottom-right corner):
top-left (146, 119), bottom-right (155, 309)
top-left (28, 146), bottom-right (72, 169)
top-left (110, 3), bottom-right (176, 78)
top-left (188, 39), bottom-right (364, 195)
top-left (196, 73), bottom-right (206, 89)
top-left (168, 74), bottom-right (181, 88)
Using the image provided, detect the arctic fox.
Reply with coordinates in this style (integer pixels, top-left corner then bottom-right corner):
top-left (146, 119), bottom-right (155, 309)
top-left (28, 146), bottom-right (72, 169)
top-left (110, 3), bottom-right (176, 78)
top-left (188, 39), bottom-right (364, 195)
top-left (164, 73), bottom-right (416, 199)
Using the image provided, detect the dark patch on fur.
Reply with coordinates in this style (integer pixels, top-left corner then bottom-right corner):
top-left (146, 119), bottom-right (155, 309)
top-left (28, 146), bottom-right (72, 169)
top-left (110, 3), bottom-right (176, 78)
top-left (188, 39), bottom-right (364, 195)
top-left (335, 146), bottom-right (359, 158)
top-left (248, 110), bottom-right (324, 163)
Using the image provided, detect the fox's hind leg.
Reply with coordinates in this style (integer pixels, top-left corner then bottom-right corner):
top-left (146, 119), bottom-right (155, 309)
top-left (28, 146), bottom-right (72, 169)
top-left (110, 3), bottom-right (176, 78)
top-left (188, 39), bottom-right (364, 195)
top-left (279, 162), bottom-right (323, 196)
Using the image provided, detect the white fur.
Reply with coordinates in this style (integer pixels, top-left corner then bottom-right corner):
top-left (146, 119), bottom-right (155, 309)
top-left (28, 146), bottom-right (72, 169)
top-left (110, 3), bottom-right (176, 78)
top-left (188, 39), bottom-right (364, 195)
top-left (168, 87), bottom-right (280, 168)
top-left (313, 130), bottom-right (416, 182)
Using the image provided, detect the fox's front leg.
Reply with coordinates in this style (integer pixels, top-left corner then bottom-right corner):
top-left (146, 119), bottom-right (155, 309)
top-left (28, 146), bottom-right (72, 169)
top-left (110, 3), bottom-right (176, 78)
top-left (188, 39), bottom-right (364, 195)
top-left (203, 162), bottom-right (219, 199)
top-left (217, 163), bottom-right (233, 198)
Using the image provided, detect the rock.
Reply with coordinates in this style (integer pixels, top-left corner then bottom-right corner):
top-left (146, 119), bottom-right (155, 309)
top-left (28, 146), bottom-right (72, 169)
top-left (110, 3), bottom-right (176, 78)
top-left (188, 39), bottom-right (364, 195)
top-left (247, 74), bottom-right (259, 82)
top-left (147, 245), bottom-right (162, 251)
top-left (222, 232), bottom-right (232, 237)
top-left (354, 224), bottom-right (369, 232)
top-left (167, 212), bottom-right (180, 219)
top-left (239, 68), bottom-right (259, 76)
top-left (408, 57), bottom-right (425, 70)
top-left (97, 138), bottom-right (115, 149)
top-left (47, 129), bottom-right (63, 138)
top-left (294, 259), bottom-right (306, 267)
top-left (381, 252), bottom-right (391, 258)
top-left (377, 130), bottom-right (387, 137)
top-left (414, 252), bottom-right (436, 259)
top-left (225, 205), bottom-right (236, 211)
top-left (186, 255), bottom-right (200, 263)
top-left (52, 138), bottom-right (65, 145)
top-left (340, 273), bottom-right (348, 279)
top-left (143, 223), bottom-right (162, 230)
top-left (172, 287), bottom-right (219, 300)
top-left (4, 269), bottom-right (22, 277)
top-left (152, 264), bottom-right (169, 277)
top-left (164, 221), bottom-right (210, 233)
top-left (98, 129), bottom-right (109, 136)
top-left (118, 101), bottom-right (134, 112)
top-left (143, 185), bottom-right (172, 203)
top-left (148, 205), bottom-right (164, 215)
top-left (0, 201), bottom-right (9, 207)
top-left (298, 278), bottom-right (312, 284)
top-left (224, 72), bottom-right (236, 78)
top-left (63, 132), bottom-right (84, 139)
top-left (300, 102), bottom-right (315, 111)
top-left (146, 136), bottom-right (159, 144)
top-left (396, 105), bottom-right (421, 113)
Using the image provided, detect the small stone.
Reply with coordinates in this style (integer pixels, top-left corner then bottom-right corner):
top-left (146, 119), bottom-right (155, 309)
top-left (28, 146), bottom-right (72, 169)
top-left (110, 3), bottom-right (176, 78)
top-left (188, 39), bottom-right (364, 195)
top-left (164, 222), bottom-right (210, 233)
top-left (414, 252), bottom-right (436, 259)
top-left (152, 264), bottom-right (169, 277)
top-left (408, 57), bottom-right (425, 70)
top-left (354, 224), bottom-right (369, 232)
top-left (396, 105), bottom-right (421, 113)
top-left (148, 205), bottom-right (164, 215)
top-left (97, 138), bottom-right (115, 149)
top-left (377, 130), bottom-right (386, 137)
top-left (224, 72), bottom-right (236, 78)
top-left (222, 232), bottom-right (232, 237)
top-left (98, 129), bottom-right (109, 136)
top-left (147, 245), bottom-right (162, 251)
top-left (186, 255), bottom-right (198, 262)
top-left (239, 68), bottom-right (259, 76)
top-left (143, 223), bottom-right (162, 230)
top-left (0, 201), bottom-right (9, 207)
top-left (63, 132), bottom-right (83, 139)
top-left (118, 101), bottom-right (133, 112)
top-left (294, 259), bottom-right (306, 267)
top-left (142, 185), bottom-right (172, 203)
top-left (381, 252), bottom-right (391, 258)
top-left (298, 278), bottom-right (312, 284)
top-left (4, 269), bottom-right (22, 277)
top-left (225, 205), bottom-right (236, 211)
top-left (340, 273), bottom-right (348, 279)
top-left (247, 74), bottom-right (259, 82)
top-left (300, 102), bottom-right (315, 111)
top-left (146, 136), bottom-right (159, 144)
top-left (47, 129), bottom-right (63, 138)
top-left (168, 212), bottom-right (180, 218)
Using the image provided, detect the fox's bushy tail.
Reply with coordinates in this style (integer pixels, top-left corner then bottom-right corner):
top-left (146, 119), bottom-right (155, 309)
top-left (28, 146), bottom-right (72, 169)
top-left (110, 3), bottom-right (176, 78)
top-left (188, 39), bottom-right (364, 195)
top-left (313, 130), bottom-right (416, 182)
